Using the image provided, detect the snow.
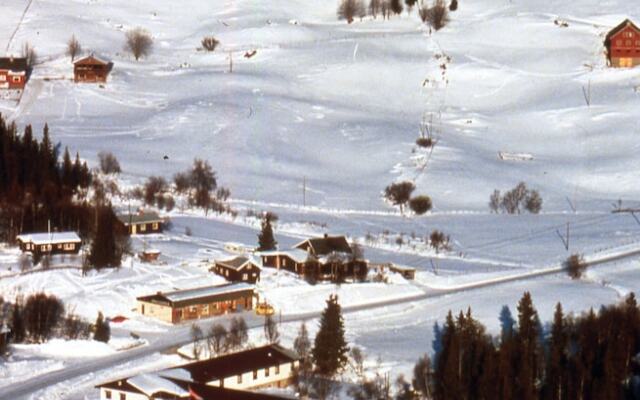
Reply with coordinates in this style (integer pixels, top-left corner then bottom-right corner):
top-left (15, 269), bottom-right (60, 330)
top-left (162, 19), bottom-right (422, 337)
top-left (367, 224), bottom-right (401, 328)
top-left (128, 373), bottom-right (188, 397)
top-left (2, 0), bottom-right (640, 397)
top-left (15, 232), bottom-right (81, 245)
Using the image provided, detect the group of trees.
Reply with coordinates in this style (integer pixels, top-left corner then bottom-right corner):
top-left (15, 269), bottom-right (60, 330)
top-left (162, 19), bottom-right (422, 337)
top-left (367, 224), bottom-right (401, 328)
top-left (337, 0), bottom-right (455, 30)
top-left (190, 316), bottom-right (249, 360)
top-left (489, 182), bottom-right (542, 214)
top-left (2, 293), bottom-right (109, 353)
top-left (384, 181), bottom-right (432, 215)
top-left (407, 291), bottom-right (640, 400)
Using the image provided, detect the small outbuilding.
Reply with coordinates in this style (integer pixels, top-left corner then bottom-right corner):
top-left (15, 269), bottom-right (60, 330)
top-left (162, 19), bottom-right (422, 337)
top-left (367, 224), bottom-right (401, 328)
top-left (73, 55), bottom-right (110, 83)
top-left (211, 256), bottom-right (261, 283)
top-left (605, 19), bottom-right (640, 68)
top-left (0, 57), bottom-right (28, 90)
top-left (16, 232), bottom-right (81, 255)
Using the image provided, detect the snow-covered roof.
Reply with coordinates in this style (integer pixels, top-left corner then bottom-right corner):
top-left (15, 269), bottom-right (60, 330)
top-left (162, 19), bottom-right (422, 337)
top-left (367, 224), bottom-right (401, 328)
top-left (127, 373), bottom-right (189, 397)
top-left (16, 232), bottom-right (81, 245)
top-left (137, 283), bottom-right (255, 306)
top-left (158, 368), bottom-right (191, 381)
top-left (216, 256), bottom-right (261, 271)
top-left (258, 249), bottom-right (310, 263)
top-left (117, 211), bottom-right (163, 225)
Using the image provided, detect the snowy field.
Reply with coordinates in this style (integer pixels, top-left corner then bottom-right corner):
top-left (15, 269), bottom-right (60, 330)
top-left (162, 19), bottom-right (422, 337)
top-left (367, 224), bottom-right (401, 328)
top-left (1, 0), bottom-right (640, 397)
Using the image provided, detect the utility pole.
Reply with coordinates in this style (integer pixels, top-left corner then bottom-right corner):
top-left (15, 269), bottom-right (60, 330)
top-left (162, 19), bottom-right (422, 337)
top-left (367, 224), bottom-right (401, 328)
top-left (302, 176), bottom-right (306, 207)
top-left (228, 51), bottom-right (233, 73)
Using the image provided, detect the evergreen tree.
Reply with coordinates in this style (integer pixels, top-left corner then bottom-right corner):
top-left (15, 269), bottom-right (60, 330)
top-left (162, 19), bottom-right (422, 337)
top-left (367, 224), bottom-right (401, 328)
top-left (514, 292), bottom-right (541, 400)
top-left (94, 312), bottom-right (110, 343)
top-left (10, 298), bottom-right (26, 343)
top-left (61, 147), bottom-right (73, 188)
top-left (257, 214), bottom-right (277, 251)
top-left (88, 205), bottom-right (125, 269)
top-left (544, 303), bottom-right (567, 400)
top-left (312, 294), bottom-right (349, 376)
top-left (264, 314), bottom-right (280, 344)
top-left (294, 322), bottom-right (311, 360)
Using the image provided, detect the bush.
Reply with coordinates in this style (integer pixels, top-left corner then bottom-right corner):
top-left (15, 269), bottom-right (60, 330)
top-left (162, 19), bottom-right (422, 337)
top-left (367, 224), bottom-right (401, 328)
top-left (565, 253), bottom-right (587, 279)
top-left (416, 137), bottom-right (434, 148)
top-left (144, 176), bottom-right (168, 205)
top-left (201, 36), bottom-right (219, 52)
top-left (525, 190), bottom-right (542, 214)
top-left (490, 183), bottom-right (542, 214)
top-left (424, 0), bottom-right (449, 30)
top-left (23, 293), bottom-right (64, 343)
top-left (449, 0), bottom-right (458, 11)
top-left (125, 28), bottom-right (153, 61)
top-left (429, 230), bottom-right (451, 253)
top-left (98, 151), bottom-right (121, 175)
top-left (409, 195), bottom-right (432, 215)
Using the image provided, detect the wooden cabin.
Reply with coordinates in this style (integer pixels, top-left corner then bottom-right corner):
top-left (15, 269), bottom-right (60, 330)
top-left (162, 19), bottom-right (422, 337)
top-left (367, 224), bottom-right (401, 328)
top-left (0, 57), bottom-right (27, 90)
top-left (117, 210), bottom-right (164, 235)
top-left (95, 345), bottom-right (300, 400)
top-left (389, 264), bottom-right (416, 280)
top-left (16, 232), bottom-right (81, 255)
top-left (260, 249), bottom-right (310, 274)
top-left (136, 283), bottom-right (254, 324)
top-left (605, 19), bottom-right (640, 67)
top-left (211, 256), bottom-right (261, 283)
top-left (294, 234), bottom-right (352, 257)
top-left (73, 55), bottom-right (110, 82)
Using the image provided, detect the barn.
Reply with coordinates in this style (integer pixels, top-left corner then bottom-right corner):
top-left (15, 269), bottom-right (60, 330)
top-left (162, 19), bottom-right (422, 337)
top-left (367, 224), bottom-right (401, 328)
top-left (73, 55), bottom-right (110, 82)
top-left (605, 19), bottom-right (640, 68)
top-left (0, 57), bottom-right (27, 90)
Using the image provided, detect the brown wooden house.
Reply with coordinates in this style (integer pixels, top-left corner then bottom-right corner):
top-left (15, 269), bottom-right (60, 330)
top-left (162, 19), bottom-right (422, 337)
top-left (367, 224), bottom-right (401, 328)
top-left (73, 55), bottom-right (110, 83)
top-left (260, 249), bottom-right (311, 275)
top-left (16, 232), bottom-right (81, 255)
top-left (605, 19), bottom-right (640, 68)
top-left (211, 256), bottom-right (261, 283)
top-left (117, 210), bottom-right (164, 235)
top-left (294, 234), bottom-right (353, 257)
top-left (137, 283), bottom-right (254, 324)
top-left (0, 57), bottom-right (27, 90)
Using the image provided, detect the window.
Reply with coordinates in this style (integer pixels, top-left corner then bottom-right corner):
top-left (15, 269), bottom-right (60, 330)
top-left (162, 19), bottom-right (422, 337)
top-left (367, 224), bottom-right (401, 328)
top-left (265, 367), bottom-right (270, 377)
top-left (190, 306), bottom-right (197, 312)
top-left (152, 222), bottom-right (159, 230)
top-left (237, 374), bottom-right (243, 384)
top-left (63, 243), bottom-right (75, 250)
top-left (617, 39), bottom-right (623, 46)
top-left (140, 224), bottom-right (147, 232)
top-left (275, 364), bottom-right (280, 374)
top-left (0, 75), bottom-right (5, 81)
top-left (120, 393), bottom-right (126, 400)
top-left (12, 77), bottom-right (19, 82)
top-left (105, 390), bottom-right (112, 399)
top-left (203, 305), bottom-right (209, 314)
top-left (253, 370), bottom-right (258, 380)
top-left (242, 273), bottom-right (248, 280)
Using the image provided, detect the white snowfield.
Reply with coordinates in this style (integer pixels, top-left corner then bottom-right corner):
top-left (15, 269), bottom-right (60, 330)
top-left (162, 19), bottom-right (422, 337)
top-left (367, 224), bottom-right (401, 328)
top-left (1, 0), bottom-right (640, 398)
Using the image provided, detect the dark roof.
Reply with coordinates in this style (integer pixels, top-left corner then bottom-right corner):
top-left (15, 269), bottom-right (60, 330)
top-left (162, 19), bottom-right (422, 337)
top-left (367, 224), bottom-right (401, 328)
top-left (117, 211), bottom-right (164, 225)
top-left (215, 256), bottom-right (259, 271)
top-left (73, 55), bottom-right (109, 66)
top-left (166, 344), bottom-right (300, 383)
top-left (0, 57), bottom-right (27, 71)
top-left (605, 19), bottom-right (640, 48)
top-left (295, 235), bottom-right (352, 256)
top-left (137, 283), bottom-right (254, 308)
top-left (96, 376), bottom-right (295, 399)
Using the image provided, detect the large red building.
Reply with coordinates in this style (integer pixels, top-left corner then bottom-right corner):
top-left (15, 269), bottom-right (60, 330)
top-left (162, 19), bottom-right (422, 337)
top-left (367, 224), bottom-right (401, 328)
top-left (605, 19), bottom-right (640, 68)
top-left (0, 57), bottom-right (28, 90)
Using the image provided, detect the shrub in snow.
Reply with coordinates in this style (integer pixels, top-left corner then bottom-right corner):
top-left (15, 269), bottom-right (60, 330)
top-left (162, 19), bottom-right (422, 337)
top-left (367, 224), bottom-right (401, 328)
top-left (429, 230), bottom-right (451, 253)
top-left (416, 136), bottom-right (434, 148)
top-left (337, 0), bottom-right (365, 23)
top-left (98, 151), bottom-right (121, 175)
top-left (409, 195), bottom-right (432, 215)
top-left (565, 253), bottom-right (587, 279)
top-left (449, 0), bottom-right (458, 11)
top-left (384, 181), bottom-right (416, 214)
top-left (490, 182), bottom-right (542, 214)
top-left (423, 0), bottom-right (449, 31)
top-left (201, 36), bottom-right (219, 52)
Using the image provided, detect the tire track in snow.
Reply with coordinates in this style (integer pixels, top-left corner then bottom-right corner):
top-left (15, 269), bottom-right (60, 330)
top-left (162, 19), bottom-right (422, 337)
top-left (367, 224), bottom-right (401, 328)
top-left (5, 0), bottom-right (34, 53)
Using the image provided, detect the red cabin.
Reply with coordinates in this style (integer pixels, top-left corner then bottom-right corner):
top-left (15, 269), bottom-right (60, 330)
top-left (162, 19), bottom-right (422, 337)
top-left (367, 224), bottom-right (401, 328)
top-left (0, 57), bottom-right (27, 90)
top-left (605, 19), bottom-right (640, 68)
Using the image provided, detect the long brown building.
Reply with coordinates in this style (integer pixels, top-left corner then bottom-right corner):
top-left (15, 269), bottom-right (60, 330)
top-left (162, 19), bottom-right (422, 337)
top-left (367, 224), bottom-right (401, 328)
top-left (73, 55), bottom-right (110, 82)
top-left (16, 232), bottom-right (82, 255)
top-left (137, 283), bottom-right (255, 324)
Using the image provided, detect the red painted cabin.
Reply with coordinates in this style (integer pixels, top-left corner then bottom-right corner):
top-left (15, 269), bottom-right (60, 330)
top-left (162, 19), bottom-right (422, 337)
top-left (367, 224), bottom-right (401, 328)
top-left (605, 19), bottom-right (640, 68)
top-left (0, 57), bottom-right (27, 90)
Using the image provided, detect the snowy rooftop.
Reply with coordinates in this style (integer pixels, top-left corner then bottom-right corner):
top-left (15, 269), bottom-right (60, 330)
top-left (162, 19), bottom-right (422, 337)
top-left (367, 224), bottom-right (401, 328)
top-left (127, 373), bottom-right (188, 397)
top-left (258, 249), bottom-right (310, 263)
top-left (137, 283), bottom-right (255, 306)
top-left (16, 232), bottom-right (81, 245)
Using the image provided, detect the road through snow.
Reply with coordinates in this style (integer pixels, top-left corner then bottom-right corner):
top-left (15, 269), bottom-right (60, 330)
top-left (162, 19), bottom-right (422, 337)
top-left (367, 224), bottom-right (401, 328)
top-left (2, 243), bottom-right (640, 400)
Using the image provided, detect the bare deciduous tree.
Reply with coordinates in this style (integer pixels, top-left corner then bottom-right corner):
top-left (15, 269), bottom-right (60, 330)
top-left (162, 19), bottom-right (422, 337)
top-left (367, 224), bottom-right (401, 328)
top-left (424, 0), bottom-right (449, 31)
top-left (338, 0), bottom-right (365, 23)
top-left (98, 151), bottom-right (121, 175)
top-left (66, 35), bottom-right (81, 61)
top-left (201, 36), bottom-right (219, 52)
top-left (22, 42), bottom-right (37, 68)
top-left (125, 28), bottom-right (153, 61)
top-left (207, 323), bottom-right (227, 357)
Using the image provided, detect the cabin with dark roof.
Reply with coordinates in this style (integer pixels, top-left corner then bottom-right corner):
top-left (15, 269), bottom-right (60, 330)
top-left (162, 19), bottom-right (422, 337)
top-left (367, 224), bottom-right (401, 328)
top-left (74, 55), bottom-right (111, 83)
top-left (165, 344), bottom-right (300, 390)
top-left (211, 256), bottom-right (261, 283)
top-left (117, 210), bottom-right (164, 235)
top-left (294, 234), bottom-right (352, 257)
top-left (136, 283), bottom-right (255, 324)
top-left (0, 57), bottom-right (27, 90)
top-left (260, 249), bottom-right (312, 275)
top-left (16, 232), bottom-right (81, 255)
top-left (605, 19), bottom-right (640, 68)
